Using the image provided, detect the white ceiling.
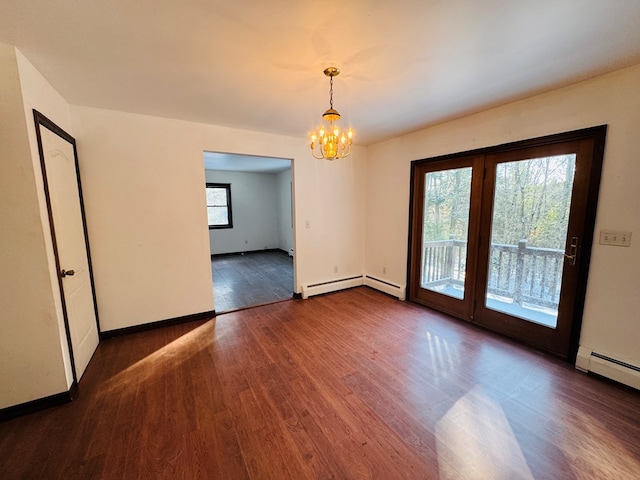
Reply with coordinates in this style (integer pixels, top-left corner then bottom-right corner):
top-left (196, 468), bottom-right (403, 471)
top-left (204, 151), bottom-right (291, 174)
top-left (1, 1), bottom-right (640, 146)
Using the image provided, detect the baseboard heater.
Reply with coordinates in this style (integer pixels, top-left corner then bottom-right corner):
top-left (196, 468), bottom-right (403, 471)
top-left (365, 275), bottom-right (405, 300)
top-left (302, 275), bottom-right (364, 299)
top-left (576, 346), bottom-right (640, 390)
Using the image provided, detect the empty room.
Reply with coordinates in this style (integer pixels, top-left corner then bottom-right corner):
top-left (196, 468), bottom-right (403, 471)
top-left (1, 1), bottom-right (640, 479)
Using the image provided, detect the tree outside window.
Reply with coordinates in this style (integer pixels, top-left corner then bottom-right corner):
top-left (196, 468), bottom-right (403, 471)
top-left (206, 183), bottom-right (233, 229)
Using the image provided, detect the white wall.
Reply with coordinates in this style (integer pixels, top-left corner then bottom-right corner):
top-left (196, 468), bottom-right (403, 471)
top-left (70, 106), bottom-right (367, 331)
top-left (205, 170), bottom-right (286, 255)
top-left (0, 45), bottom-right (72, 409)
top-left (16, 48), bottom-right (77, 388)
top-left (366, 63), bottom-right (640, 368)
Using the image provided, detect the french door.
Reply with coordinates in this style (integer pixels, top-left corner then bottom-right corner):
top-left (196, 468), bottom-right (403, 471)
top-left (408, 127), bottom-right (606, 358)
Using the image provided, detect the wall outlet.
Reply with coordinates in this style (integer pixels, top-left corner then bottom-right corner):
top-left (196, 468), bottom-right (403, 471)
top-left (334, 266), bottom-right (338, 273)
top-left (383, 266), bottom-right (387, 274)
top-left (599, 230), bottom-right (632, 247)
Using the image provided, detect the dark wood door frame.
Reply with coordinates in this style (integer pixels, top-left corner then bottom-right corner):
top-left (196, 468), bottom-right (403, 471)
top-left (33, 110), bottom-right (102, 381)
top-left (407, 155), bottom-right (484, 320)
top-left (407, 126), bottom-right (607, 361)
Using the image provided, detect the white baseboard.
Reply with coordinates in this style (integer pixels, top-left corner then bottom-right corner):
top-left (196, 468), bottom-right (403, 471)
top-left (364, 275), bottom-right (405, 300)
top-left (302, 276), bottom-right (364, 299)
top-left (576, 346), bottom-right (640, 390)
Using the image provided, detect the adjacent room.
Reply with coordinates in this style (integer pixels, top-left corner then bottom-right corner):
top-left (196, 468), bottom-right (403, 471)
top-left (204, 151), bottom-right (294, 312)
top-left (1, 1), bottom-right (640, 479)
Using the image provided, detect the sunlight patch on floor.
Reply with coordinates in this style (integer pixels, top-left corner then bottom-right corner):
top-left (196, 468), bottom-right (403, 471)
top-left (419, 331), bottom-right (461, 385)
top-left (436, 386), bottom-right (534, 479)
top-left (98, 321), bottom-right (214, 398)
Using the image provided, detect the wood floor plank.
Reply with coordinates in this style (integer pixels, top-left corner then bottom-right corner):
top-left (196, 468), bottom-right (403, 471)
top-left (2, 287), bottom-right (640, 479)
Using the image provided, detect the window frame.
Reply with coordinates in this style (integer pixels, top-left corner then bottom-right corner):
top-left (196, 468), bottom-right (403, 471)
top-left (206, 182), bottom-right (233, 229)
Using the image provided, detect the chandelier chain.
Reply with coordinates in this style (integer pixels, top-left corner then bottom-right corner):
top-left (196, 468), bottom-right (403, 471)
top-left (329, 75), bottom-right (334, 109)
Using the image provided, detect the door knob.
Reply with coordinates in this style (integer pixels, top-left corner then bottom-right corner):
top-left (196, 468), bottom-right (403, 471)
top-left (61, 269), bottom-right (75, 277)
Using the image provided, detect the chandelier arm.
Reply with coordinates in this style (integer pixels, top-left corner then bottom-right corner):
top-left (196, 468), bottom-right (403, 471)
top-left (336, 144), bottom-right (352, 159)
top-left (311, 142), bottom-right (333, 160)
top-left (311, 149), bottom-right (326, 160)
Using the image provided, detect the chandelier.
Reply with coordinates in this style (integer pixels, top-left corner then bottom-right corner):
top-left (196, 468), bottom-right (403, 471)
top-left (310, 67), bottom-right (354, 160)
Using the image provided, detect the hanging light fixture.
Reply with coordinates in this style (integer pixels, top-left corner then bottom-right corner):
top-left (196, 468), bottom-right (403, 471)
top-left (310, 67), bottom-right (354, 160)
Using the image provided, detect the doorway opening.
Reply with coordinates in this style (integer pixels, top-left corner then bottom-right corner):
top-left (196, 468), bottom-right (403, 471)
top-left (408, 126), bottom-right (606, 359)
top-left (203, 151), bottom-right (294, 313)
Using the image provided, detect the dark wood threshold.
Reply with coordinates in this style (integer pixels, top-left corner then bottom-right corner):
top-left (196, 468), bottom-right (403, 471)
top-left (0, 381), bottom-right (78, 422)
top-left (216, 294), bottom-right (300, 316)
top-left (211, 248), bottom-right (290, 259)
top-left (99, 309), bottom-right (216, 339)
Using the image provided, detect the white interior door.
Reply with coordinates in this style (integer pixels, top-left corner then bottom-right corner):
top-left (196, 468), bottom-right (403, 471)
top-left (38, 120), bottom-right (99, 380)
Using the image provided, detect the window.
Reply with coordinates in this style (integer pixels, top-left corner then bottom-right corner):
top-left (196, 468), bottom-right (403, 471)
top-left (206, 183), bottom-right (233, 229)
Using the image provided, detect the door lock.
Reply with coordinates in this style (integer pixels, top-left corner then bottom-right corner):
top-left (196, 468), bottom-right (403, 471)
top-left (564, 237), bottom-right (578, 265)
top-left (61, 269), bottom-right (75, 277)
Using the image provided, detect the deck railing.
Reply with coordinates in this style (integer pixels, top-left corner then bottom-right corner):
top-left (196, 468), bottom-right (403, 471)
top-left (422, 238), bottom-right (564, 309)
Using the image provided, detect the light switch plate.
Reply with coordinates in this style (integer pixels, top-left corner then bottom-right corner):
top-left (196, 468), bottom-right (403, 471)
top-left (599, 230), bottom-right (632, 247)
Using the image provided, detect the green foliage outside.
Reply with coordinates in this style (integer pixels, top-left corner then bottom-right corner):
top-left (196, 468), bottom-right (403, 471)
top-left (423, 167), bottom-right (472, 242)
top-left (423, 155), bottom-right (576, 249)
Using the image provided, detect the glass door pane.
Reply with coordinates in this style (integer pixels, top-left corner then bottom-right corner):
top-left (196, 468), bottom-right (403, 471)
top-left (485, 154), bottom-right (576, 328)
top-left (421, 167), bottom-right (472, 300)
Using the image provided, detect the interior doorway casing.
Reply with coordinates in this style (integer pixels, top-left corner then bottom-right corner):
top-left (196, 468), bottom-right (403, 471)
top-left (203, 151), bottom-right (297, 312)
top-left (407, 126), bottom-right (607, 361)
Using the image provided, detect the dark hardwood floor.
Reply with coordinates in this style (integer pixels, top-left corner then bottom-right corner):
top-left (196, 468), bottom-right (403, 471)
top-left (212, 250), bottom-right (294, 313)
top-left (1, 287), bottom-right (639, 479)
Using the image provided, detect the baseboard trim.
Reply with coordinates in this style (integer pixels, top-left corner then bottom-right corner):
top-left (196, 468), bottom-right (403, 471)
top-left (100, 309), bottom-right (216, 339)
top-left (0, 381), bottom-right (77, 422)
top-left (576, 346), bottom-right (640, 390)
top-left (364, 275), bottom-right (406, 300)
top-left (302, 275), bottom-right (364, 299)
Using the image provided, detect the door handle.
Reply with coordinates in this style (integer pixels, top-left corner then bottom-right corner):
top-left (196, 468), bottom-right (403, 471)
top-left (564, 237), bottom-right (578, 265)
top-left (61, 269), bottom-right (75, 277)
